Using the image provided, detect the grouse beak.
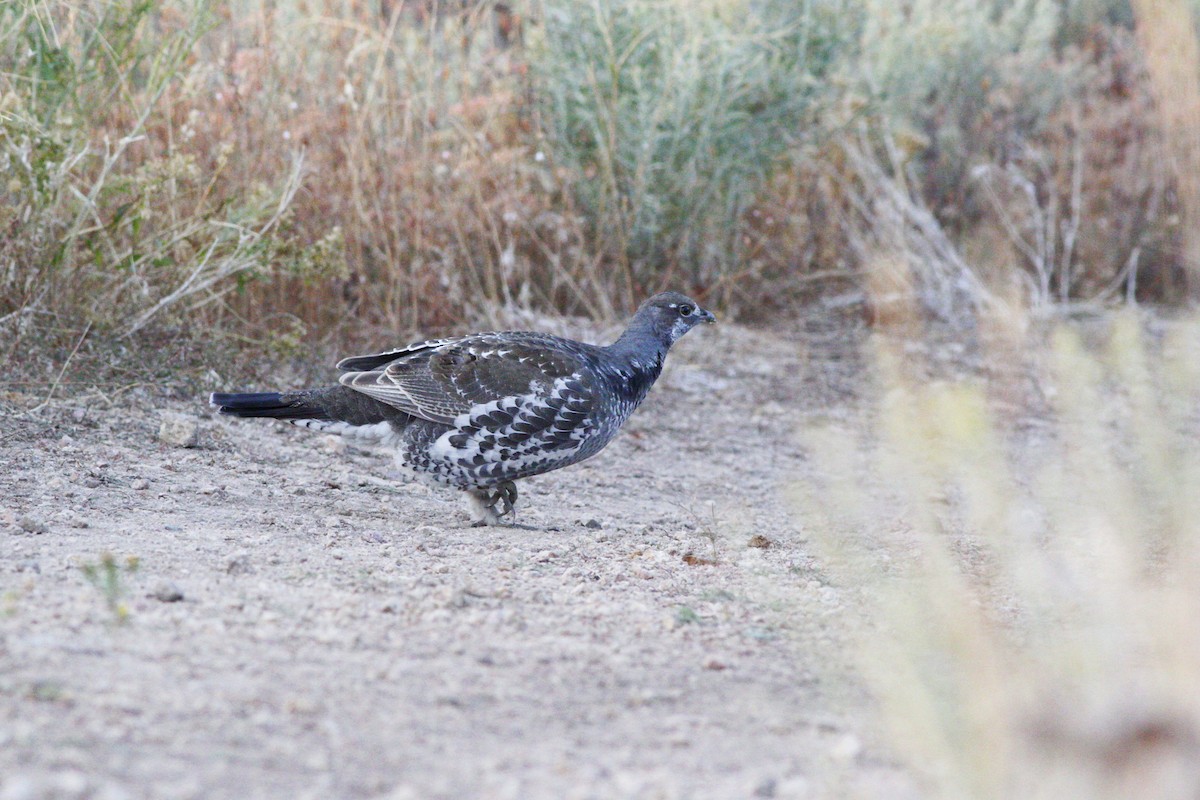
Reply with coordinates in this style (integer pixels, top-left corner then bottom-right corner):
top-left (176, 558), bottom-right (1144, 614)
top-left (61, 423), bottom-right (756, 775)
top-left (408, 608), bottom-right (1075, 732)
top-left (698, 307), bottom-right (716, 325)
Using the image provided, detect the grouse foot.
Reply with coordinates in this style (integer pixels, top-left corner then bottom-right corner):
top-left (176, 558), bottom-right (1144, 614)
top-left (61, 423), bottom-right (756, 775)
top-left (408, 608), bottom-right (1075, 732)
top-left (466, 482), bottom-right (519, 526)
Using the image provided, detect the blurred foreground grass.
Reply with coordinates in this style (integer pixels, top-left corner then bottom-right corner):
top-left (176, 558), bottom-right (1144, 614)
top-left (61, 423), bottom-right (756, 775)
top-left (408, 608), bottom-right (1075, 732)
top-left (799, 309), bottom-right (1200, 799)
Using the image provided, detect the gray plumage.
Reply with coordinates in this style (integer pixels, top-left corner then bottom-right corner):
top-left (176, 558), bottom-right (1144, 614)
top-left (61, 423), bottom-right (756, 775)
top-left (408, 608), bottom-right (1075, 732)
top-left (210, 291), bottom-right (715, 524)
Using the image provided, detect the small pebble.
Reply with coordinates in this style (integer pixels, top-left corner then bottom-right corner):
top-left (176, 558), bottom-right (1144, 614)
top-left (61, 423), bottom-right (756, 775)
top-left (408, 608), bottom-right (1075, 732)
top-left (830, 732), bottom-right (862, 761)
top-left (0, 774), bottom-right (37, 800)
top-left (584, 518), bottom-right (603, 530)
top-left (753, 778), bottom-right (777, 798)
top-left (16, 516), bottom-right (47, 534)
top-left (0, 770), bottom-right (93, 800)
top-left (130, 478), bottom-right (150, 491)
top-left (227, 553), bottom-right (252, 575)
top-left (774, 777), bottom-right (812, 797)
top-left (150, 581), bottom-right (184, 603)
top-left (747, 534), bottom-right (773, 549)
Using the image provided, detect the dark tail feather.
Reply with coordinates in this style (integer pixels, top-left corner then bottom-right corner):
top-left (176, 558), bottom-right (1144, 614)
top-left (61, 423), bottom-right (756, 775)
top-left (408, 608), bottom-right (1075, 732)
top-left (210, 386), bottom-right (403, 427)
top-left (209, 392), bottom-right (332, 421)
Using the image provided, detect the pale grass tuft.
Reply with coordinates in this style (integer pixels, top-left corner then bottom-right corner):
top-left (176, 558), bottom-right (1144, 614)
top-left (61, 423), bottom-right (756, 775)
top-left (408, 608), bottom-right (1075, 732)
top-left (797, 308), bottom-right (1200, 799)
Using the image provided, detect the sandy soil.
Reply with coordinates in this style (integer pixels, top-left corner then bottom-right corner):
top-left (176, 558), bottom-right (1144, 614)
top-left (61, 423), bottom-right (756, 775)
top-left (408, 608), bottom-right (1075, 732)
top-left (0, 317), bottom-right (921, 800)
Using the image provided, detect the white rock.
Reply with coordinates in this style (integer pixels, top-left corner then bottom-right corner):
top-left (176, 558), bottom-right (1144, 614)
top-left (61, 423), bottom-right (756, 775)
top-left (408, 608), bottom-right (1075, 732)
top-left (158, 413), bottom-right (199, 447)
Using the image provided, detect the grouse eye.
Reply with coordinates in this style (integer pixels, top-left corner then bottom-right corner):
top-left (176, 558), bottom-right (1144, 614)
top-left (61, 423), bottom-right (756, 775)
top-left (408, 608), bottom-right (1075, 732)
top-left (678, 304), bottom-right (694, 317)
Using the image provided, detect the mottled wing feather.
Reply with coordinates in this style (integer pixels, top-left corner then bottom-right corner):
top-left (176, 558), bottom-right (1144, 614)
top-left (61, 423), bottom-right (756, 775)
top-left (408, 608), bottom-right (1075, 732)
top-left (340, 369), bottom-right (444, 422)
top-left (339, 334), bottom-right (587, 425)
top-left (334, 337), bottom-right (459, 373)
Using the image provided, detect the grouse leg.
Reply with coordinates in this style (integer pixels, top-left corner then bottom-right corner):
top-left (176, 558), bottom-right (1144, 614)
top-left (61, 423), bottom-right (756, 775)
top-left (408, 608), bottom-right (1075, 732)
top-left (466, 482), bottom-right (519, 526)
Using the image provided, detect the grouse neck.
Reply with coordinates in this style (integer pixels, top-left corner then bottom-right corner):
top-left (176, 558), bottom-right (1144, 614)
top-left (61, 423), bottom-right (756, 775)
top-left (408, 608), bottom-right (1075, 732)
top-left (600, 324), bottom-right (664, 408)
top-left (607, 319), bottom-right (672, 364)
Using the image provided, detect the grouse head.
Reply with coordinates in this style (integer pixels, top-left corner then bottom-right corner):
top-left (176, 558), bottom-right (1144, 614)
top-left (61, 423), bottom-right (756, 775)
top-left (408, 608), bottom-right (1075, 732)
top-left (613, 291), bottom-right (715, 357)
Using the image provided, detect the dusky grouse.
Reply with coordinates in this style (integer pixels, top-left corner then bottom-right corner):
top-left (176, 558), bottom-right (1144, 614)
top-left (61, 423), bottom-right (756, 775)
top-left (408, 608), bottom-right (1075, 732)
top-left (210, 291), bottom-right (715, 525)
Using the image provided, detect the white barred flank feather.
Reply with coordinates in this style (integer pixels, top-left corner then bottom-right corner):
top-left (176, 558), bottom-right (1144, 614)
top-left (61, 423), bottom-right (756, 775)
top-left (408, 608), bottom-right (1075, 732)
top-left (290, 419), bottom-right (397, 443)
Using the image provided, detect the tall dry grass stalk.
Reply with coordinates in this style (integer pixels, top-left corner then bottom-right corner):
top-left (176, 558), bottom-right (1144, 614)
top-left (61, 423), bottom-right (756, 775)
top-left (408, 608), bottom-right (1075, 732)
top-left (1131, 0), bottom-right (1200, 299)
top-left (797, 299), bottom-right (1200, 799)
top-left (172, 0), bottom-right (554, 334)
top-left (837, 126), bottom-right (995, 326)
top-left (0, 0), bottom-right (335, 361)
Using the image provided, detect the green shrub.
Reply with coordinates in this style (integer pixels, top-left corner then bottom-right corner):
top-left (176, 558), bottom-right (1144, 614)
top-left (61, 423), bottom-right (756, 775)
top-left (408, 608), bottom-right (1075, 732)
top-left (533, 0), bottom-right (849, 307)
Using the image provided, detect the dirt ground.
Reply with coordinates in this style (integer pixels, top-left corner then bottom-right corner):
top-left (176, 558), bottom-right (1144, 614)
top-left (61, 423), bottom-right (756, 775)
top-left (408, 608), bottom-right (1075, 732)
top-left (0, 314), bottom-right (924, 800)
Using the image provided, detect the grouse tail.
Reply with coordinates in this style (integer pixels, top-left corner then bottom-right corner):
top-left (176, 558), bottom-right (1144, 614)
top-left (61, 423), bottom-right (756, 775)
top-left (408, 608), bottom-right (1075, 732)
top-left (209, 391), bottom-right (332, 421)
top-left (209, 386), bottom-right (408, 442)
